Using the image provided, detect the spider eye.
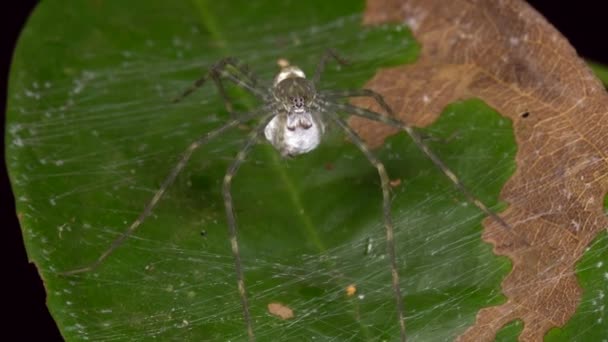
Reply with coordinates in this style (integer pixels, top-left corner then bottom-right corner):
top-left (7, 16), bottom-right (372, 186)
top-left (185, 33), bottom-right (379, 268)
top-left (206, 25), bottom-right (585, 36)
top-left (292, 96), bottom-right (305, 108)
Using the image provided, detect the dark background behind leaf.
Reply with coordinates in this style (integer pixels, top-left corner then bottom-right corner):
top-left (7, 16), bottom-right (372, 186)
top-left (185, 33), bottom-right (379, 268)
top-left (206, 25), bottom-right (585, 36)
top-left (1, 1), bottom-right (606, 340)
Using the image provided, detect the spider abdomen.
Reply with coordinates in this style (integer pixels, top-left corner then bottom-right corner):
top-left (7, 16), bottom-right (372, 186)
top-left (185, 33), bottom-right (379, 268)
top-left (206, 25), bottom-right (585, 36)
top-left (264, 112), bottom-right (324, 157)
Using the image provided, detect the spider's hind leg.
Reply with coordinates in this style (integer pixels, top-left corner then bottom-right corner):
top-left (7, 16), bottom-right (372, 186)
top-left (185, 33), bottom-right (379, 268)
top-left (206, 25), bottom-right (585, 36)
top-left (328, 112), bottom-right (407, 342)
top-left (323, 97), bottom-right (529, 248)
top-left (59, 115), bottom-right (252, 276)
top-left (222, 113), bottom-right (274, 342)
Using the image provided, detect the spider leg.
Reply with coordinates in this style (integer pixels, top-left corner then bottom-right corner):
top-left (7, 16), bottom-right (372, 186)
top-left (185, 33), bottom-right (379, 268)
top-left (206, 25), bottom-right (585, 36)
top-left (322, 89), bottom-right (447, 145)
top-left (211, 75), bottom-right (235, 116)
top-left (60, 112), bottom-right (261, 276)
top-left (313, 48), bottom-right (350, 85)
top-left (171, 57), bottom-right (266, 104)
top-left (222, 114), bottom-right (274, 342)
top-left (328, 112), bottom-right (406, 342)
top-left (320, 89), bottom-right (402, 120)
top-left (322, 98), bottom-right (529, 247)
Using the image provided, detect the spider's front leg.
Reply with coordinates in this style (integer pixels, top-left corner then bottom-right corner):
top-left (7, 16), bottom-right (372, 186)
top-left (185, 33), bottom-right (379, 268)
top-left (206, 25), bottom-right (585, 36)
top-left (320, 88), bottom-right (405, 121)
top-left (172, 57), bottom-right (266, 117)
top-left (322, 88), bottom-right (444, 141)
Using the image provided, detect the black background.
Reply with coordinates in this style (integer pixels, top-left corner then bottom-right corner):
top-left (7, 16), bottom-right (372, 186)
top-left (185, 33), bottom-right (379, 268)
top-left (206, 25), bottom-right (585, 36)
top-left (2, 1), bottom-right (607, 340)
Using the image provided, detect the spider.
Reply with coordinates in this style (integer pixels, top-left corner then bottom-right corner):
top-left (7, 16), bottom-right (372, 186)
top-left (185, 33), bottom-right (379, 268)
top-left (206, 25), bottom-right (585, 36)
top-left (62, 49), bottom-right (517, 342)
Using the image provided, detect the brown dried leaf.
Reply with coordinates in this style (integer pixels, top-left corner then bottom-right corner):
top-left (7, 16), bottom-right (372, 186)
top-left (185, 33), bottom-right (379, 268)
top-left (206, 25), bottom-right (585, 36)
top-left (351, 0), bottom-right (608, 340)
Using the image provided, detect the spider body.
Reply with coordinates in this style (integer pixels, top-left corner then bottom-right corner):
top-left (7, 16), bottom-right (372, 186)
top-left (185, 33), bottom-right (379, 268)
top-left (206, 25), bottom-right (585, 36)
top-left (62, 49), bottom-right (521, 342)
top-left (265, 66), bottom-right (324, 156)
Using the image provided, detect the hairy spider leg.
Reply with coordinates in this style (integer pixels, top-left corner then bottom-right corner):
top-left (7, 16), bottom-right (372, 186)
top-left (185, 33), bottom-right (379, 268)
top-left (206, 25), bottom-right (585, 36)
top-left (313, 48), bottom-right (350, 85)
top-left (322, 97), bottom-right (529, 247)
top-left (212, 71), bottom-right (269, 118)
top-left (329, 112), bottom-right (407, 342)
top-left (171, 57), bottom-right (266, 107)
top-left (60, 110), bottom-right (264, 276)
top-left (222, 114), bottom-right (275, 342)
top-left (211, 75), bottom-right (235, 115)
top-left (321, 89), bottom-right (402, 120)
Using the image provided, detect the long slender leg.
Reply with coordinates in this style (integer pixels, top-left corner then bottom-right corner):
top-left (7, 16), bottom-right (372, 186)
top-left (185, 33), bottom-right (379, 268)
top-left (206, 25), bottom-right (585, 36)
top-left (321, 98), bottom-right (529, 247)
top-left (313, 48), bottom-right (349, 85)
top-left (211, 74), bottom-right (234, 115)
top-left (60, 114), bottom-right (257, 276)
top-left (329, 112), bottom-right (406, 342)
top-left (323, 89), bottom-right (448, 142)
top-left (220, 57), bottom-right (259, 88)
top-left (172, 57), bottom-right (265, 104)
top-left (222, 114), bottom-right (274, 342)
top-left (322, 89), bottom-right (448, 143)
top-left (321, 89), bottom-right (401, 119)
top-left (211, 68), bottom-right (269, 118)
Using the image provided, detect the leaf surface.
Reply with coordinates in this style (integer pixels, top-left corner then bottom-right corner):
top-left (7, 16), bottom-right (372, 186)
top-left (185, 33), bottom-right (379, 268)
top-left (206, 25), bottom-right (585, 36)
top-left (6, 0), bottom-right (607, 341)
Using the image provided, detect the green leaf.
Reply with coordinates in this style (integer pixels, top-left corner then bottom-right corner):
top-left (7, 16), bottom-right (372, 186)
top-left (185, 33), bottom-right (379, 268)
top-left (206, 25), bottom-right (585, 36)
top-left (8, 1), bottom-right (543, 340)
top-left (495, 320), bottom-right (523, 342)
top-left (545, 231), bottom-right (608, 341)
top-left (588, 61), bottom-right (608, 87)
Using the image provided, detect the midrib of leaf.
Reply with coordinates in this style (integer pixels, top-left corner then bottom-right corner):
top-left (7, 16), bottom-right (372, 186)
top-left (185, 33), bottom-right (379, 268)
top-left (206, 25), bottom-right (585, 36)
top-left (189, 0), bottom-right (326, 252)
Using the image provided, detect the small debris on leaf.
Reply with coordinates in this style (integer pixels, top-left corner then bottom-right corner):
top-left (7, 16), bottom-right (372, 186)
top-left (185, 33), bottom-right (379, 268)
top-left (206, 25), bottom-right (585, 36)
top-left (267, 302), bottom-right (294, 320)
top-left (346, 284), bottom-right (357, 297)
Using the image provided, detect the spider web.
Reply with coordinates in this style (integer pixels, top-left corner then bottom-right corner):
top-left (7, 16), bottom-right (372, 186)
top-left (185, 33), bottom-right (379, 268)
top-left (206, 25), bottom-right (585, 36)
top-left (7, 1), bottom-right (607, 341)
